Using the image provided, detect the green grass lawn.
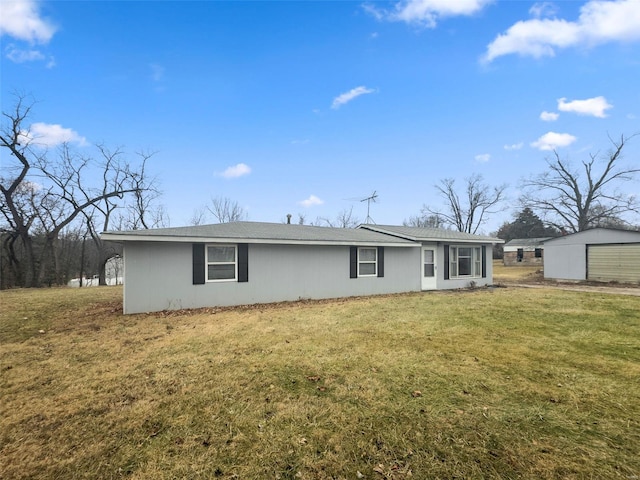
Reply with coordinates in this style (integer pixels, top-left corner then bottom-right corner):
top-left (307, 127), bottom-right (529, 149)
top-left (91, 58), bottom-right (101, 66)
top-left (1, 286), bottom-right (639, 479)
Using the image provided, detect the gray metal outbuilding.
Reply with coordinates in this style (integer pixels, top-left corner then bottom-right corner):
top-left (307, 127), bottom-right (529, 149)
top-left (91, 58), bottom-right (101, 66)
top-left (543, 228), bottom-right (640, 283)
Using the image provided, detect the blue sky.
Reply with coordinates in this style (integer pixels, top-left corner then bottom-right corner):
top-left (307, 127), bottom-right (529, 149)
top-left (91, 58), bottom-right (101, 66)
top-left (2, 0), bottom-right (639, 233)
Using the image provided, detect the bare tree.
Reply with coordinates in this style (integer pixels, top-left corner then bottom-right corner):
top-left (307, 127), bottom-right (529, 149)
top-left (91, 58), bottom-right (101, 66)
top-left (115, 147), bottom-right (167, 231)
top-left (520, 134), bottom-right (639, 233)
top-left (189, 205), bottom-right (209, 226)
top-left (424, 174), bottom-right (507, 234)
top-left (80, 145), bottom-right (164, 285)
top-left (403, 212), bottom-right (445, 228)
top-left (0, 94), bottom-right (40, 286)
top-left (317, 207), bottom-right (360, 228)
top-left (1, 94), bottom-right (159, 287)
top-left (207, 196), bottom-right (247, 223)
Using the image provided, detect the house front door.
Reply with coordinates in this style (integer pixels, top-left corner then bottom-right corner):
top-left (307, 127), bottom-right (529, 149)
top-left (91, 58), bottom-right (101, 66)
top-left (422, 245), bottom-right (437, 290)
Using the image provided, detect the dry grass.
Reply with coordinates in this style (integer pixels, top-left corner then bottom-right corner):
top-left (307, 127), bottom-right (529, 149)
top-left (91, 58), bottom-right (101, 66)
top-left (1, 286), bottom-right (639, 479)
top-left (493, 260), bottom-right (543, 283)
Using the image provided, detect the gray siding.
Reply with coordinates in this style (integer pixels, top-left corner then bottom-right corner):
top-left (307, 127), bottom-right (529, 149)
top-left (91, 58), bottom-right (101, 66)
top-left (588, 244), bottom-right (640, 283)
top-left (544, 244), bottom-right (586, 280)
top-left (123, 242), bottom-right (421, 314)
top-left (544, 229), bottom-right (640, 281)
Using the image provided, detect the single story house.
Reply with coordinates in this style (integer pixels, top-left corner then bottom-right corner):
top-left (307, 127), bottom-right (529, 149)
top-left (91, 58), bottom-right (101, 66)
top-left (503, 237), bottom-right (552, 266)
top-left (543, 228), bottom-right (640, 283)
top-left (100, 222), bottom-right (502, 314)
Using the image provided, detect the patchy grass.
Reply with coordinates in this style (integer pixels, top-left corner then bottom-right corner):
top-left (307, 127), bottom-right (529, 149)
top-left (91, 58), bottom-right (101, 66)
top-left (1, 286), bottom-right (639, 479)
top-left (493, 260), bottom-right (543, 284)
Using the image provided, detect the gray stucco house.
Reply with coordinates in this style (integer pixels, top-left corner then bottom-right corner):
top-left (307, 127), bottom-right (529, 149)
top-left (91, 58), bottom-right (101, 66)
top-left (543, 228), bottom-right (640, 283)
top-left (101, 222), bottom-right (502, 314)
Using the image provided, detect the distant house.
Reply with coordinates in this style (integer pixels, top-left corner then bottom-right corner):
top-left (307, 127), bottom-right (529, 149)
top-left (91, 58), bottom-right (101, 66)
top-left (101, 222), bottom-right (502, 314)
top-left (503, 238), bottom-right (552, 266)
top-left (67, 256), bottom-right (123, 287)
top-left (543, 228), bottom-right (640, 283)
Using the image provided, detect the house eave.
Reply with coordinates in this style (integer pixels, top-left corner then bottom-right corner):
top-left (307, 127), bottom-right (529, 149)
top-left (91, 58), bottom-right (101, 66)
top-left (100, 233), bottom-right (419, 248)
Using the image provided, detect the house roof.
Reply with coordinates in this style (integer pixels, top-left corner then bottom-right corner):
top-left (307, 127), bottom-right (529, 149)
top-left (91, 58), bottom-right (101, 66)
top-left (504, 237), bottom-right (553, 247)
top-left (101, 221), bottom-right (419, 247)
top-left (358, 224), bottom-right (503, 244)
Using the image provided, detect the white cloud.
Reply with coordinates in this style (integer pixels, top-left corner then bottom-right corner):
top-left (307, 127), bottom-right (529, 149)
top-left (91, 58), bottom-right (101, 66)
top-left (219, 163), bottom-right (251, 179)
top-left (529, 2), bottom-right (558, 19)
top-left (475, 153), bottom-right (491, 163)
top-left (4, 44), bottom-right (44, 62)
top-left (150, 63), bottom-right (164, 82)
top-left (4, 44), bottom-right (54, 66)
top-left (540, 110), bottom-right (559, 121)
top-left (364, 0), bottom-right (493, 28)
top-left (17, 180), bottom-right (42, 194)
top-left (19, 122), bottom-right (86, 148)
top-left (530, 131), bottom-right (577, 151)
top-left (557, 96), bottom-right (612, 118)
top-left (299, 195), bottom-right (324, 207)
top-left (331, 86), bottom-right (375, 109)
top-left (483, 0), bottom-right (640, 63)
top-left (504, 142), bottom-right (524, 151)
top-left (0, 0), bottom-right (57, 43)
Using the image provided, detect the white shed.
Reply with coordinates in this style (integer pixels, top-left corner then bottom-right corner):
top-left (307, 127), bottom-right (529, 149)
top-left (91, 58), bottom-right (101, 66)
top-left (543, 228), bottom-right (640, 283)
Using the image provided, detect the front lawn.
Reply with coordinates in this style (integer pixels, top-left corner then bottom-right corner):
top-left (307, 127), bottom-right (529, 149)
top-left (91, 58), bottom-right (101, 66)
top-left (1, 286), bottom-right (639, 479)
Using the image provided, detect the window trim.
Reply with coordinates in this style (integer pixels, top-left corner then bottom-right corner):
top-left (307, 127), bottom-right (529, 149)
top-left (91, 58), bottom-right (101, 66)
top-left (357, 247), bottom-right (378, 277)
top-left (449, 245), bottom-right (483, 279)
top-left (206, 244), bottom-right (238, 282)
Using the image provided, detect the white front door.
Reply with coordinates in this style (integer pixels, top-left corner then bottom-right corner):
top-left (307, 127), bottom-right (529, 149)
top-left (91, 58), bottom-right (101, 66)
top-left (422, 245), bottom-right (437, 290)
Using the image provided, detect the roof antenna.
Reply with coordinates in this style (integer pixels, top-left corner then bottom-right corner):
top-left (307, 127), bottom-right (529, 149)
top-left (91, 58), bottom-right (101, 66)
top-left (360, 190), bottom-right (378, 224)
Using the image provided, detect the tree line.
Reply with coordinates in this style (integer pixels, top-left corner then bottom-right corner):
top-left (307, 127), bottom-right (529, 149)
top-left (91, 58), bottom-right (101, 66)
top-left (2, 94), bottom-right (638, 288)
top-left (1, 94), bottom-right (165, 288)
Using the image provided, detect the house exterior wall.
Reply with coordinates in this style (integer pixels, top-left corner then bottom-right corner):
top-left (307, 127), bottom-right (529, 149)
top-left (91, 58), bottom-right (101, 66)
top-left (123, 241), bottom-right (421, 314)
top-left (503, 241), bottom-right (546, 266)
top-left (435, 242), bottom-right (495, 290)
top-left (544, 229), bottom-right (640, 281)
top-left (503, 250), bottom-right (543, 266)
top-left (502, 247), bottom-right (544, 267)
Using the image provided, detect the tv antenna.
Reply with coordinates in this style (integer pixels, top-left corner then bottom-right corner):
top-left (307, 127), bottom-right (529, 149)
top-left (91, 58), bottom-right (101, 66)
top-left (360, 190), bottom-right (378, 224)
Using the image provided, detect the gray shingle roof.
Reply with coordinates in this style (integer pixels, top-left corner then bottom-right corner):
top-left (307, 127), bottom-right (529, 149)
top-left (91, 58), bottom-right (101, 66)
top-left (359, 224), bottom-right (503, 243)
top-left (101, 221), bottom-right (418, 246)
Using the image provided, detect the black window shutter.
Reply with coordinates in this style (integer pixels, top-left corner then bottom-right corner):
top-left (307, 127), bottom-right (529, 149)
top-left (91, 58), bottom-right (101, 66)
top-left (238, 243), bottom-right (249, 283)
top-left (192, 243), bottom-right (205, 285)
top-left (377, 246), bottom-right (384, 277)
top-left (443, 244), bottom-right (450, 280)
top-left (350, 246), bottom-right (357, 278)
top-left (481, 245), bottom-right (487, 278)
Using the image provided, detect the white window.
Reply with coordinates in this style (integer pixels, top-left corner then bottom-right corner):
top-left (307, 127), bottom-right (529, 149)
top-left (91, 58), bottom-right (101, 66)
top-left (358, 247), bottom-right (377, 276)
top-left (450, 246), bottom-right (482, 278)
top-left (207, 245), bottom-right (237, 281)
